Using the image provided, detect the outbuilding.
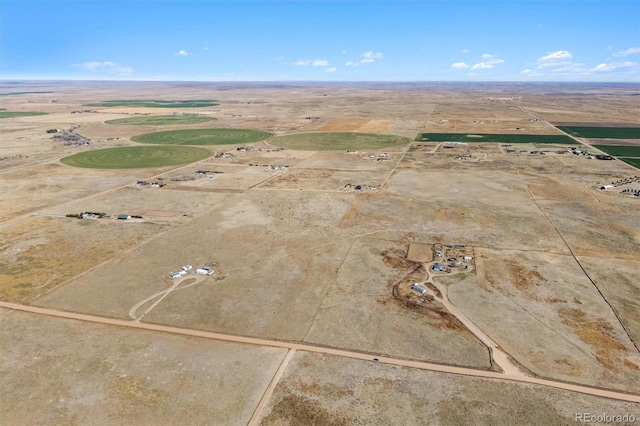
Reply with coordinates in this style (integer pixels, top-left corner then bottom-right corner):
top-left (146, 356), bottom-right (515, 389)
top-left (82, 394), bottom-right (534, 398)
top-left (117, 214), bottom-right (131, 220)
top-left (433, 263), bottom-right (443, 272)
top-left (411, 284), bottom-right (427, 294)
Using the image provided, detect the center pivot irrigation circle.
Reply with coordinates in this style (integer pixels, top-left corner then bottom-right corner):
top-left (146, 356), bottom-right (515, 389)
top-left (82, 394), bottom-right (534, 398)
top-left (131, 128), bottom-right (274, 145)
top-left (60, 146), bottom-right (212, 169)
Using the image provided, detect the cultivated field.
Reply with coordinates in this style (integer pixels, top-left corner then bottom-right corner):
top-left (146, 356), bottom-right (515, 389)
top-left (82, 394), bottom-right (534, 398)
top-left (593, 145), bottom-right (640, 157)
top-left (131, 128), bottom-right (273, 145)
top-left (85, 99), bottom-right (219, 108)
top-left (105, 115), bottom-right (216, 125)
top-left (1, 81), bottom-right (639, 423)
top-left (269, 131), bottom-right (411, 151)
top-left (557, 125), bottom-right (640, 139)
top-left (60, 145), bottom-right (213, 169)
top-left (416, 132), bottom-right (577, 144)
top-left (0, 111), bottom-right (48, 119)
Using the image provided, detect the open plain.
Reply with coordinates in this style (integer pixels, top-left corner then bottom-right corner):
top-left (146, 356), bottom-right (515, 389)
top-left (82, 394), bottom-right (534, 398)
top-left (1, 81), bottom-right (639, 424)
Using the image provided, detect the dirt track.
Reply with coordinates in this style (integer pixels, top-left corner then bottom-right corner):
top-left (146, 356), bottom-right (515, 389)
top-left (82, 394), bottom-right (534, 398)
top-left (1, 301), bottom-right (638, 404)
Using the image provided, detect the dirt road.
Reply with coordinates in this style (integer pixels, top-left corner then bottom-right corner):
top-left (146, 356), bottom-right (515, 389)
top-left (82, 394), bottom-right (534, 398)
top-left (1, 301), bottom-right (638, 403)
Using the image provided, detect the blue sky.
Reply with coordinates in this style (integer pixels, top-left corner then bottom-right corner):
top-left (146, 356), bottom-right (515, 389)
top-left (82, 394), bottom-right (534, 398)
top-left (2, 0), bottom-right (639, 82)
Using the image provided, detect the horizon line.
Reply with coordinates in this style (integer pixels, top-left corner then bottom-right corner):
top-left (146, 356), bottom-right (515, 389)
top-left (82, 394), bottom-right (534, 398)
top-left (2, 79), bottom-right (639, 85)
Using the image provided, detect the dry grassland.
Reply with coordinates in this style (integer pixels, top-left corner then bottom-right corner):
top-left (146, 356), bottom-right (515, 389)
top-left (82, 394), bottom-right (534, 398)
top-left (1, 81), bottom-right (639, 422)
top-left (442, 249), bottom-right (640, 392)
top-left (0, 217), bottom-right (165, 303)
top-left (0, 309), bottom-right (287, 425)
top-left (258, 352), bottom-right (640, 426)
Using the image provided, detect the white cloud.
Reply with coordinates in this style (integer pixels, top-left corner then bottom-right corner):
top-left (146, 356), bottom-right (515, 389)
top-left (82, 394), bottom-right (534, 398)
top-left (75, 61), bottom-right (134, 74)
top-left (451, 62), bottom-right (470, 69)
top-left (538, 50), bottom-right (573, 62)
top-left (536, 51), bottom-right (576, 71)
top-left (521, 69), bottom-right (537, 75)
top-left (471, 62), bottom-right (494, 70)
top-left (591, 61), bottom-right (636, 72)
top-left (296, 59), bottom-right (329, 67)
top-left (613, 47), bottom-right (640, 57)
top-left (591, 63), bottom-right (615, 72)
top-left (325, 67), bottom-right (337, 73)
top-left (176, 50), bottom-right (193, 56)
top-left (341, 50), bottom-right (348, 54)
top-left (466, 54), bottom-right (504, 70)
top-left (362, 51), bottom-right (384, 60)
top-left (553, 66), bottom-right (580, 73)
top-left (461, 49), bottom-right (469, 54)
top-left (203, 46), bottom-right (210, 51)
top-left (537, 60), bottom-right (572, 69)
top-left (344, 51), bottom-right (385, 67)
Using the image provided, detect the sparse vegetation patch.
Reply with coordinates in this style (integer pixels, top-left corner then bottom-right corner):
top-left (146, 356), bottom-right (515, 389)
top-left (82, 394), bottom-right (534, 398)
top-left (270, 132), bottom-right (411, 151)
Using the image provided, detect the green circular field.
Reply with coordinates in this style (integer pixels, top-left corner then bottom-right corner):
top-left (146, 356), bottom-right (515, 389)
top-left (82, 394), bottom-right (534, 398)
top-left (131, 128), bottom-right (273, 145)
top-left (105, 115), bottom-right (216, 126)
top-left (60, 146), bottom-right (211, 169)
top-left (269, 132), bottom-right (411, 151)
